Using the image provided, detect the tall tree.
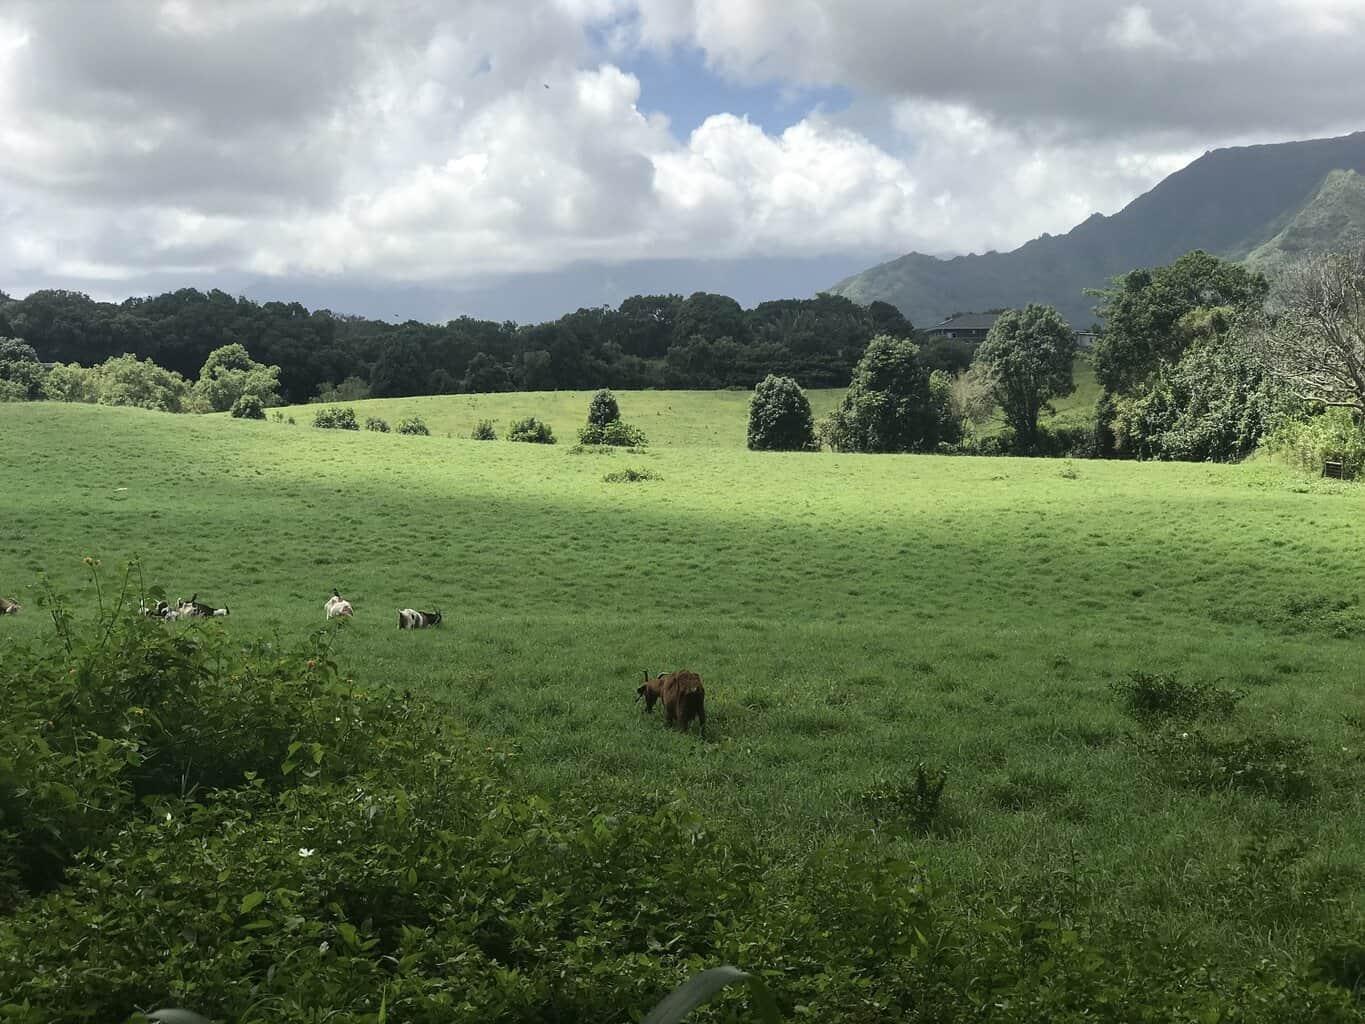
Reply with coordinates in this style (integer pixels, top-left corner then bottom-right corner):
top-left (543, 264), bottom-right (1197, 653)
top-left (1091, 251), bottom-right (1268, 393)
top-left (820, 335), bottom-right (958, 452)
top-left (974, 304), bottom-right (1077, 447)
top-left (1250, 247), bottom-right (1365, 414)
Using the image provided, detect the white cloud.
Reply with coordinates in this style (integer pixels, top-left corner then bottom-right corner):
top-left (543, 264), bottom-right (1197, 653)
top-left (0, 0), bottom-right (1361, 300)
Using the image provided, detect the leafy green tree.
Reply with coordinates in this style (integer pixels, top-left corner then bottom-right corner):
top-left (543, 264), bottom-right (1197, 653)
top-left (974, 304), bottom-right (1077, 448)
top-left (90, 354), bottom-right (189, 412)
top-left (1109, 307), bottom-right (1291, 461)
top-left (509, 416), bottom-right (556, 444)
top-left (42, 362), bottom-right (98, 403)
top-left (820, 335), bottom-right (959, 452)
top-left (461, 353), bottom-right (515, 393)
top-left (396, 416), bottom-right (430, 436)
top-left (1091, 251), bottom-right (1268, 394)
top-left (673, 292), bottom-right (748, 347)
top-left (0, 338), bottom-right (47, 400)
top-left (587, 389), bottom-right (620, 428)
top-left (193, 343), bottom-right (283, 412)
top-left (747, 374), bottom-right (816, 451)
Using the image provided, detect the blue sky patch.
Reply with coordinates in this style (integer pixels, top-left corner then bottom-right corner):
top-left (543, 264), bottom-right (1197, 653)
top-left (618, 44), bottom-right (851, 139)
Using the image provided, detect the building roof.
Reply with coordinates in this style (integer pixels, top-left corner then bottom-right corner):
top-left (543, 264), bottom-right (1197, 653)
top-left (926, 312), bottom-right (1001, 333)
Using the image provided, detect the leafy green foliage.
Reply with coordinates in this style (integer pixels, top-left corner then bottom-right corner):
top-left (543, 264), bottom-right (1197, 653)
top-left (1105, 307), bottom-right (1290, 461)
top-left (747, 374), bottom-right (817, 451)
top-left (192, 343), bottom-right (283, 413)
top-left (395, 415), bottom-right (430, 436)
top-left (578, 419), bottom-right (648, 447)
top-left (603, 467), bottom-right (661, 483)
top-left (230, 394), bottom-right (266, 420)
top-left (587, 388), bottom-right (621, 428)
top-left (313, 406), bottom-right (359, 430)
top-left (364, 416), bottom-right (390, 433)
top-left (88, 354), bottom-right (190, 412)
top-left (509, 416), bottom-right (556, 444)
top-left (857, 762), bottom-right (950, 833)
top-left (0, 337), bottom-right (47, 401)
top-left (1265, 409), bottom-right (1365, 478)
top-left (470, 418), bottom-right (497, 440)
top-left (1110, 672), bottom-right (1246, 724)
top-left (974, 304), bottom-right (1077, 447)
top-left (820, 336), bottom-right (960, 452)
top-left (1092, 252), bottom-right (1269, 395)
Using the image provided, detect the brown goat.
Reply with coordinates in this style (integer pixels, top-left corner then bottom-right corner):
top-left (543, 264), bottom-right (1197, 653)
top-left (0, 596), bottom-right (19, 616)
top-left (636, 669), bottom-right (706, 734)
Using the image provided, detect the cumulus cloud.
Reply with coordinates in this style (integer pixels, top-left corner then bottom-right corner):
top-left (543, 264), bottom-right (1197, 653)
top-left (0, 0), bottom-right (1360, 302)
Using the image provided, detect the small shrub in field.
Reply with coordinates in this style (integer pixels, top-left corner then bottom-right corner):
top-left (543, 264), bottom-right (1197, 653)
top-left (230, 394), bottom-right (266, 420)
top-left (857, 762), bottom-right (949, 832)
top-left (578, 419), bottom-right (648, 447)
top-left (587, 388), bottom-right (620, 428)
top-left (270, 410), bottom-right (285, 422)
top-left (747, 374), bottom-right (817, 451)
top-left (471, 418), bottom-right (497, 440)
top-left (1111, 671), bottom-right (1245, 724)
top-left (603, 467), bottom-right (661, 483)
top-left (1139, 728), bottom-right (1316, 802)
top-left (364, 416), bottom-right (390, 432)
top-left (509, 416), bottom-right (556, 444)
top-left (396, 415), bottom-right (430, 436)
top-left (312, 406), bottom-right (359, 430)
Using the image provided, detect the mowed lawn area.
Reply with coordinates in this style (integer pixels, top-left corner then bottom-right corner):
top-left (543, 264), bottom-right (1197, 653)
top-left (2, 397), bottom-right (1363, 969)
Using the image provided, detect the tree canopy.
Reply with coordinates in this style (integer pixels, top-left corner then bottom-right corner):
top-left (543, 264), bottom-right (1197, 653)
top-left (974, 304), bottom-right (1077, 447)
top-left (820, 335), bottom-right (959, 453)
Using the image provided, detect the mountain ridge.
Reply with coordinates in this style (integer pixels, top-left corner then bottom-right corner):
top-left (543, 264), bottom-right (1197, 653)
top-left (827, 131), bottom-right (1365, 327)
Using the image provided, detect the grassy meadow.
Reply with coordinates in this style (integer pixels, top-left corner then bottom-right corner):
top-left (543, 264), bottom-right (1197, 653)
top-left (3, 395), bottom-right (1364, 978)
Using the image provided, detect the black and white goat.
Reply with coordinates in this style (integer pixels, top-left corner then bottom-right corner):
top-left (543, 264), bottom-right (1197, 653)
top-left (176, 594), bottom-right (230, 618)
top-left (397, 608), bottom-right (441, 630)
top-left (0, 596), bottom-right (20, 616)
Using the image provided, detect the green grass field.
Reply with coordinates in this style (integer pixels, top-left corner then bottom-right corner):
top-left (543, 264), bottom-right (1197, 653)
top-left (3, 396), bottom-right (1363, 978)
top-left (278, 388), bottom-right (847, 448)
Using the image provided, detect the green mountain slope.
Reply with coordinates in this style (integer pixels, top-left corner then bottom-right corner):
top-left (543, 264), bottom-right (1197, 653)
top-left (828, 131), bottom-right (1365, 327)
top-left (1244, 169), bottom-right (1365, 276)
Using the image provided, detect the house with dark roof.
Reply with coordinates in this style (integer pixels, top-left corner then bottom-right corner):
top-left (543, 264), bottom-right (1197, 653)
top-left (924, 312), bottom-right (1098, 350)
top-left (923, 312), bottom-right (1000, 342)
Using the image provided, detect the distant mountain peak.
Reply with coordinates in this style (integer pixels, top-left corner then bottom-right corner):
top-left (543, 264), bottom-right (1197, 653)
top-left (828, 130), bottom-right (1365, 327)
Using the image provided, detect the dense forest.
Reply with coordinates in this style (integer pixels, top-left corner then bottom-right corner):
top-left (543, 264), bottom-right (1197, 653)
top-left (0, 287), bottom-right (945, 404)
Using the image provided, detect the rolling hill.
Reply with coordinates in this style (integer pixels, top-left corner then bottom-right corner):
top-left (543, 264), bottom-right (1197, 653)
top-left (828, 131), bottom-right (1365, 328)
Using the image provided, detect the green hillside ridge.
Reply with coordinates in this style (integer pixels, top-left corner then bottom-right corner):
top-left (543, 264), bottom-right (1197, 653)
top-left (829, 131), bottom-right (1365, 327)
top-left (1244, 169), bottom-right (1365, 276)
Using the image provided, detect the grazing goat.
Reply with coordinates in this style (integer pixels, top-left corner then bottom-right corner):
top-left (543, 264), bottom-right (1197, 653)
top-left (397, 608), bottom-right (441, 630)
top-left (324, 589), bottom-right (354, 619)
top-left (637, 669), bottom-right (706, 734)
top-left (140, 599), bottom-right (172, 619)
top-left (176, 594), bottom-right (229, 618)
top-left (0, 596), bottom-right (20, 616)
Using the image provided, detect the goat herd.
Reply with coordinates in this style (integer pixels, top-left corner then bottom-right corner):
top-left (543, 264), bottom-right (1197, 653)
top-left (1, 588), bottom-right (707, 734)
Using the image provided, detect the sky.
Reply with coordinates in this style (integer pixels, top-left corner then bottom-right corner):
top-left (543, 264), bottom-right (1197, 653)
top-left (0, 0), bottom-right (1362, 323)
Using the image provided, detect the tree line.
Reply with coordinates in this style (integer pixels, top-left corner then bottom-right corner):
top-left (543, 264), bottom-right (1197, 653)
top-left (0, 287), bottom-right (934, 404)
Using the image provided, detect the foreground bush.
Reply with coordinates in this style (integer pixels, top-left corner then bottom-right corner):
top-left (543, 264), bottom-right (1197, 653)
top-left (471, 419), bottom-right (497, 440)
top-left (509, 416), bottom-right (556, 444)
top-left (364, 416), bottom-right (390, 432)
top-left (747, 374), bottom-right (816, 451)
top-left (0, 578), bottom-right (1358, 1022)
top-left (313, 406), bottom-right (359, 430)
top-left (1265, 409), bottom-right (1365, 479)
top-left (396, 415), bottom-right (430, 436)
